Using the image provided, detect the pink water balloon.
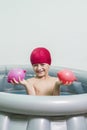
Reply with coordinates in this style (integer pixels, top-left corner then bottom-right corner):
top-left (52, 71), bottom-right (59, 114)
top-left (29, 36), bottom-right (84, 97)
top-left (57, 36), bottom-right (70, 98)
top-left (57, 69), bottom-right (77, 84)
top-left (7, 68), bottom-right (26, 83)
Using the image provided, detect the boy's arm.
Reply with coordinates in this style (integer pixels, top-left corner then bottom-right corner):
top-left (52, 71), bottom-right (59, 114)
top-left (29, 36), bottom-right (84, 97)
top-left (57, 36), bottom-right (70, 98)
top-left (24, 83), bottom-right (36, 95)
top-left (53, 81), bottom-right (62, 95)
top-left (53, 80), bottom-right (72, 96)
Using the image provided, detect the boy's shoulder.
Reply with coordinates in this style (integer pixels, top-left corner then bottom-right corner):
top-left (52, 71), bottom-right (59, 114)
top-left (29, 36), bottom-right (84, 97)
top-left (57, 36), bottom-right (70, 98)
top-left (49, 76), bottom-right (58, 81)
top-left (27, 77), bottom-right (35, 81)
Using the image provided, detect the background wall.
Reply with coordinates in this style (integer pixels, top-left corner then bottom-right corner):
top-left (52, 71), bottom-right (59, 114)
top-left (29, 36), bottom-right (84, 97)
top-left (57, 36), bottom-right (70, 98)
top-left (0, 0), bottom-right (87, 70)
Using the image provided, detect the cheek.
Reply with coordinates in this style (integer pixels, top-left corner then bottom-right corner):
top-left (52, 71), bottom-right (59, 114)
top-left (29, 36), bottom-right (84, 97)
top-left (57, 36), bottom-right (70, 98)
top-left (45, 66), bottom-right (50, 70)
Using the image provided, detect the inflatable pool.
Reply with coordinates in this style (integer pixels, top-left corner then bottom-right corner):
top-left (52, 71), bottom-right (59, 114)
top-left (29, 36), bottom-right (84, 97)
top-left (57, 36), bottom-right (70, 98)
top-left (0, 65), bottom-right (87, 130)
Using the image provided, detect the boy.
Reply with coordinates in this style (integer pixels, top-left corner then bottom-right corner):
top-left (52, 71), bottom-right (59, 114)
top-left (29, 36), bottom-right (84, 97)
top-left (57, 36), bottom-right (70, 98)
top-left (11, 47), bottom-right (72, 95)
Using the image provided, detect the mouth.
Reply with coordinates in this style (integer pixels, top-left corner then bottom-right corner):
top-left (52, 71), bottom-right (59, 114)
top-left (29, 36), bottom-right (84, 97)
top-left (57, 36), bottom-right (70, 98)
top-left (36, 69), bottom-right (44, 74)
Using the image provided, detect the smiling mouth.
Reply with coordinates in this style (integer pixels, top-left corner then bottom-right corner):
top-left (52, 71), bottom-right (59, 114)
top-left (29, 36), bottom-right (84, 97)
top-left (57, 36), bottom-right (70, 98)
top-left (37, 70), bottom-right (44, 74)
top-left (38, 71), bottom-right (43, 74)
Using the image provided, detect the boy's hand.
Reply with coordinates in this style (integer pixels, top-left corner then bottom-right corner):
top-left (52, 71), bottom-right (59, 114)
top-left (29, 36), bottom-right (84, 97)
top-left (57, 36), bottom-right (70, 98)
top-left (62, 81), bottom-right (72, 86)
top-left (10, 76), bottom-right (26, 86)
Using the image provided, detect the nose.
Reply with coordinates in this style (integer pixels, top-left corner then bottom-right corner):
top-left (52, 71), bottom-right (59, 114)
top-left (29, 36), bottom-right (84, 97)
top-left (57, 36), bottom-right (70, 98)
top-left (37, 64), bottom-right (42, 69)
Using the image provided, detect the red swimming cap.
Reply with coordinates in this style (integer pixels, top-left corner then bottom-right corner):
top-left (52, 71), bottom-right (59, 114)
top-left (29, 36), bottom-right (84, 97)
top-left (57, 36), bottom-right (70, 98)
top-left (30, 47), bottom-right (51, 65)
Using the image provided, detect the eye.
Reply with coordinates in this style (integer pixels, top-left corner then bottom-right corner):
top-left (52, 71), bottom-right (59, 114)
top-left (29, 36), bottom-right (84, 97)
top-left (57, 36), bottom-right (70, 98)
top-left (33, 64), bottom-right (38, 67)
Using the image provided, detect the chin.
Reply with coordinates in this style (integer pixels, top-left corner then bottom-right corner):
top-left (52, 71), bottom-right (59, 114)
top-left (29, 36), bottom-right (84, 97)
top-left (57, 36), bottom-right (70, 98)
top-left (37, 73), bottom-right (45, 78)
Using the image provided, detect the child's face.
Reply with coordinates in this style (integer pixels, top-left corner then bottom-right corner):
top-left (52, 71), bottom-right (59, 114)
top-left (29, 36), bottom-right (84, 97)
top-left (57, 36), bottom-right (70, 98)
top-left (32, 63), bottom-right (50, 78)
